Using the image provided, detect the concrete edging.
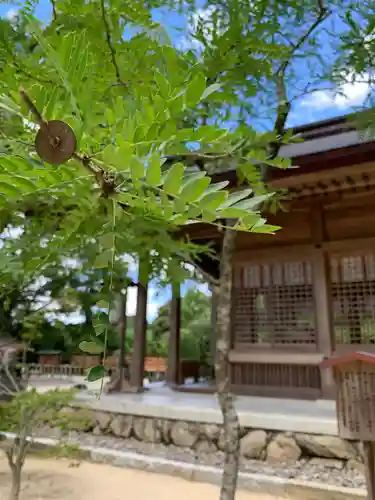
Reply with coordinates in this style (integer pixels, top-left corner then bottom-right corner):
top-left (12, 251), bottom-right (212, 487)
top-left (74, 395), bottom-right (339, 435)
top-left (1, 432), bottom-right (366, 500)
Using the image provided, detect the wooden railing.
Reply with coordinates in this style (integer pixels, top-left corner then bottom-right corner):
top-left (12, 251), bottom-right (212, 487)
top-left (26, 364), bottom-right (86, 378)
top-left (26, 358), bottom-right (169, 381)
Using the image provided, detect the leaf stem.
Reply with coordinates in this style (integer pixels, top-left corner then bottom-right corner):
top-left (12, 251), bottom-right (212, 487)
top-left (98, 198), bottom-right (117, 396)
top-left (100, 0), bottom-right (124, 86)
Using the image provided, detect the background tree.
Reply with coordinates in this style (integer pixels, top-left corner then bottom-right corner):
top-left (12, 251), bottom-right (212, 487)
top-left (149, 288), bottom-right (212, 361)
top-left (0, 2), bottom-right (305, 500)
top-left (0, 388), bottom-right (89, 500)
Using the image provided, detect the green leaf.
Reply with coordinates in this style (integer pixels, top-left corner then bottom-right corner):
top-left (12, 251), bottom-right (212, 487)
top-left (243, 213), bottom-right (262, 227)
top-left (201, 181), bottom-right (230, 195)
top-left (252, 223), bottom-right (280, 234)
top-left (94, 250), bottom-right (112, 269)
top-left (185, 72), bottom-right (206, 106)
top-left (193, 125), bottom-right (227, 142)
top-left (93, 313), bottom-right (109, 335)
top-left (181, 171), bottom-right (207, 186)
top-left (180, 176), bottom-right (211, 202)
top-left (0, 182), bottom-right (21, 198)
top-left (79, 341), bottom-right (104, 354)
top-left (186, 205), bottom-right (202, 219)
top-left (102, 145), bottom-right (121, 168)
top-left (218, 207), bottom-right (249, 219)
top-left (233, 193), bottom-right (274, 211)
top-left (163, 162), bottom-right (184, 195)
top-left (174, 197), bottom-right (186, 213)
top-left (171, 214), bottom-right (189, 225)
top-left (0, 95), bottom-right (22, 118)
top-left (99, 233), bottom-right (114, 249)
top-left (6, 175), bottom-right (36, 191)
top-left (161, 191), bottom-right (174, 220)
top-left (86, 364), bottom-right (106, 382)
top-left (220, 189), bottom-right (253, 208)
top-left (130, 157), bottom-right (144, 183)
top-left (118, 142), bottom-right (133, 168)
top-left (96, 300), bottom-right (109, 309)
top-left (154, 70), bottom-right (170, 98)
top-left (202, 209), bottom-right (217, 223)
top-left (201, 83), bottom-right (221, 101)
top-left (200, 191), bottom-right (227, 210)
top-left (146, 157), bottom-right (162, 185)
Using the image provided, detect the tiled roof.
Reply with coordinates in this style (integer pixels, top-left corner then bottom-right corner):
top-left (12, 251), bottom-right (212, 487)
top-left (279, 113), bottom-right (374, 159)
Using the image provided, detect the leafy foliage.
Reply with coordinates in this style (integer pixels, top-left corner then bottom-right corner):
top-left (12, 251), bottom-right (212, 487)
top-left (0, 388), bottom-right (90, 500)
top-left (0, 0), bottom-right (291, 374)
top-left (149, 288), bottom-right (212, 361)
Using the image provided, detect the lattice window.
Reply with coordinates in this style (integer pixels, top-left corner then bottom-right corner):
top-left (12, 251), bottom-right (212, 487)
top-left (233, 260), bottom-right (316, 346)
top-left (231, 363), bottom-right (321, 390)
top-left (335, 364), bottom-right (375, 440)
top-left (331, 253), bottom-right (375, 345)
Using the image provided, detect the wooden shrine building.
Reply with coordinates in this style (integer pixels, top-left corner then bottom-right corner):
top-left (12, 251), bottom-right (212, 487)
top-left (129, 112), bottom-right (375, 400)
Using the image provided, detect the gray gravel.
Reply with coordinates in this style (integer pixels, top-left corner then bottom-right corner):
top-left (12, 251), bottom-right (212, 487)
top-left (34, 428), bottom-right (366, 490)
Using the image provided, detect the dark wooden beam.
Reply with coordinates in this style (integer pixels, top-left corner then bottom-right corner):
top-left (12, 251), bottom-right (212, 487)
top-left (167, 282), bottom-right (181, 386)
top-left (310, 205), bottom-right (335, 399)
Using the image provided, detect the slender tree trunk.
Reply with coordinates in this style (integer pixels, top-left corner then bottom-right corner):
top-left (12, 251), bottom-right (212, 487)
top-left (215, 227), bottom-right (240, 500)
top-left (118, 290), bottom-right (128, 380)
top-left (9, 463), bottom-right (22, 500)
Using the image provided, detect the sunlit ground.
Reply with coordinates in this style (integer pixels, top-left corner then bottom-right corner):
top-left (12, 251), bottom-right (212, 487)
top-left (0, 456), bottom-right (284, 500)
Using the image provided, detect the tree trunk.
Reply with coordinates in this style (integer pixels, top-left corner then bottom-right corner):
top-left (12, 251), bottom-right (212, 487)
top-left (9, 464), bottom-right (21, 500)
top-left (215, 227), bottom-right (240, 500)
top-left (117, 290), bottom-right (128, 381)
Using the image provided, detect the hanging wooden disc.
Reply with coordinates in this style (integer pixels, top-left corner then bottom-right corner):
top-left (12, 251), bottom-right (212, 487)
top-left (35, 120), bottom-right (77, 165)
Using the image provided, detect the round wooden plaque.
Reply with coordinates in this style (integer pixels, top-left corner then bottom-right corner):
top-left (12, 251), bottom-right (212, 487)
top-left (35, 120), bottom-right (77, 165)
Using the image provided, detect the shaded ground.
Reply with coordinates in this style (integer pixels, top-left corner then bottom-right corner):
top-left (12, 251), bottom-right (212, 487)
top-left (0, 456), bottom-right (283, 500)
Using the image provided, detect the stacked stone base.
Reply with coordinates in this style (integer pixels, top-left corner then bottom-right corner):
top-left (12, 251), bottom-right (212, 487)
top-left (72, 409), bottom-right (364, 472)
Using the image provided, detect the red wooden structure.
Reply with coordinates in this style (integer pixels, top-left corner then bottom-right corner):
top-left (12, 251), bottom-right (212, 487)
top-left (38, 350), bottom-right (61, 365)
top-left (321, 352), bottom-right (375, 499)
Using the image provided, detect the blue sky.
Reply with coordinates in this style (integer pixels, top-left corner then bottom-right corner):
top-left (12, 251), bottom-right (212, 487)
top-left (1, 1), bottom-right (372, 320)
top-left (1, 0), bottom-right (372, 130)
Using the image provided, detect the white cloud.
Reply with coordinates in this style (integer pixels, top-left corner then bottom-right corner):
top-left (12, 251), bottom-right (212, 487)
top-left (300, 72), bottom-right (371, 110)
top-left (177, 6), bottom-right (223, 51)
top-left (45, 310), bottom-right (85, 325)
top-left (62, 257), bottom-right (81, 269)
top-left (23, 119), bottom-right (38, 131)
top-left (195, 282), bottom-right (211, 295)
top-left (5, 8), bottom-right (19, 22)
top-left (126, 286), bottom-right (138, 316)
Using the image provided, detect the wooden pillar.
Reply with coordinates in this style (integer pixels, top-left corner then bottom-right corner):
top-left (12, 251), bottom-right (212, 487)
top-left (130, 256), bottom-right (149, 391)
top-left (314, 249), bottom-right (335, 398)
top-left (311, 204), bottom-right (335, 399)
top-left (364, 441), bottom-right (375, 500)
top-left (167, 282), bottom-right (181, 386)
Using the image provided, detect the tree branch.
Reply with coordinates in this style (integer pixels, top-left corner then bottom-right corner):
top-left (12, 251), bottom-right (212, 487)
top-left (267, 0), bottom-right (331, 165)
top-left (100, 0), bottom-right (124, 86)
top-left (50, 0), bottom-right (57, 22)
top-left (176, 252), bottom-right (219, 286)
top-left (20, 89), bottom-right (48, 129)
top-left (275, 1), bottom-right (331, 78)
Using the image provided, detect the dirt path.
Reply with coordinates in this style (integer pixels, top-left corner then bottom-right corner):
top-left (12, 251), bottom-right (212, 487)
top-left (0, 456), bottom-right (284, 500)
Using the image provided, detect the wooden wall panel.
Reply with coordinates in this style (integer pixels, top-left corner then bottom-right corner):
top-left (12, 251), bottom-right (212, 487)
top-left (324, 205), bottom-right (375, 242)
top-left (236, 211), bottom-right (312, 250)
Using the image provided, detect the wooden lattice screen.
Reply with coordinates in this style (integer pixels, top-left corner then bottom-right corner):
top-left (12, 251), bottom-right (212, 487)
top-left (338, 364), bottom-right (375, 439)
top-left (233, 260), bottom-right (316, 348)
top-left (230, 362), bottom-right (321, 397)
top-left (331, 253), bottom-right (375, 345)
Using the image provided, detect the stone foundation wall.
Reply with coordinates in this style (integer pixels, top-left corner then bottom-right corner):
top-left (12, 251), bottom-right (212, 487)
top-left (78, 409), bottom-right (364, 470)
